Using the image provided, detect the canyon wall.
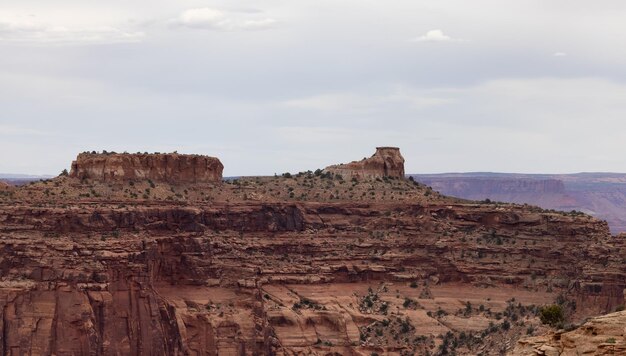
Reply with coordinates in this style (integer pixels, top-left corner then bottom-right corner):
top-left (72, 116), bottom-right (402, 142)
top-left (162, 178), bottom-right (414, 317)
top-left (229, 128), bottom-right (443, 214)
top-left (420, 178), bottom-right (566, 196)
top-left (2, 150), bottom-right (626, 355)
top-left (413, 173), bottom-right (626, 233)
top-left (70, 153), bottom-right (223, 184)
top-left (0, 199), bottom-right (624, 355)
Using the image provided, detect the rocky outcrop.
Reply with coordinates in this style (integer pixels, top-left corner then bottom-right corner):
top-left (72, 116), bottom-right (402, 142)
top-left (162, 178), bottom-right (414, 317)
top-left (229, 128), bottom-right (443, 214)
top-left (324, 147), bottom-right (405, 180)
top-left (70, 152), bottom-right (223, 183)
top-left (511, 310), bottom-right (626, 355)
top-left (2, 150), bottom-right (626, 355)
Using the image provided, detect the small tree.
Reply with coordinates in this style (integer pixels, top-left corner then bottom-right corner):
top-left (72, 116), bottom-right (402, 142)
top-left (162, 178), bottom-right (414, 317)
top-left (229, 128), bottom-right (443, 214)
top-left (539, 304), bottom-right (564, 327)
top-left (59, 169), bottom-right (69, 177)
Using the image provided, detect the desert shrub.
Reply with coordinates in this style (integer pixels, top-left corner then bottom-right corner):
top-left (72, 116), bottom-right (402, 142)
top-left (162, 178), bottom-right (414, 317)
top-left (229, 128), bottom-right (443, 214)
top-left (539, 304), bottom-right (564, 327)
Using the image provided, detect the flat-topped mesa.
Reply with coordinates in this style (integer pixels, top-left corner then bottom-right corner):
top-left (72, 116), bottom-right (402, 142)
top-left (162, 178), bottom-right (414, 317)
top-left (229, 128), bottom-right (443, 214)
top-left (324, 147), bottom-right (405, 180)
top-left (69, 152), bottom-right (223, 183)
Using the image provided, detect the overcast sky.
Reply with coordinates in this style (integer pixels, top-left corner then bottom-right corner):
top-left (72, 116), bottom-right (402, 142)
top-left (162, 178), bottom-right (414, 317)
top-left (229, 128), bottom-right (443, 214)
top-left (1, 0), bottom-right (626, 176)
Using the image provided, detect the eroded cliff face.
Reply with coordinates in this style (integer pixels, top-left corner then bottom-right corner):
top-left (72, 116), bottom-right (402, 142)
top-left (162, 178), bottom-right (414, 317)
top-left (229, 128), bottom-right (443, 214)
top-left (70, 153), bottom-right (223, 184)
top-left (0, 199), bottom-right (624, 355)
top-left (1, 149), bottom-right (626, 355)
top-left (324, 147), bottom-right (405, 180)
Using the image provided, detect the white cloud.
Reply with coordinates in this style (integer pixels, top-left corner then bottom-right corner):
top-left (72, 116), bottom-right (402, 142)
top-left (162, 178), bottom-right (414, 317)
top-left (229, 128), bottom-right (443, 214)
top-left (553, 52), bottom-right (567, 56)
top-left (0, 16), bottom-right (144, 44)
top-left (171, 7), bottom-right (276, 31)
top-left (175, 8), bottom-right (229, 30)
top-left (413, 29), bottom-right (456, 42)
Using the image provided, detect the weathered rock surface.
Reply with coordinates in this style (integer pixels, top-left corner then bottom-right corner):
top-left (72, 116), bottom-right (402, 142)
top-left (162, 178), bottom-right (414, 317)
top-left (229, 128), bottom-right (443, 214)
top-left (324, 147), bottom-right (405, 180)
top-left (511, 310), bottom-right (626, 355)
top-left (0, 198), bottom-right (624, 355)
top-left (70, 152), bottom-right (223, 183)
top-left (1, 149), bottom-right (626, 355)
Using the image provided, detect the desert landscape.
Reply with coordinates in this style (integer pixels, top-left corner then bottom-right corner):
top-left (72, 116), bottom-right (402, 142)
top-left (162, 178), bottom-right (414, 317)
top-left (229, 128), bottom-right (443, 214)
top-left (2, 1), bottom-right (626, 354)
top-left (414, 173), bottom-right (626, 234)
top-left (1, 148), bottom-right (625, 355)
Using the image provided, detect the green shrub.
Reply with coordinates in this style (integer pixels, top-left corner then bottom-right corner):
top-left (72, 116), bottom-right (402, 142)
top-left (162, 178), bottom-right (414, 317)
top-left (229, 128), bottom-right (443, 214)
top-left (539, 304), bottom-right (564, 327)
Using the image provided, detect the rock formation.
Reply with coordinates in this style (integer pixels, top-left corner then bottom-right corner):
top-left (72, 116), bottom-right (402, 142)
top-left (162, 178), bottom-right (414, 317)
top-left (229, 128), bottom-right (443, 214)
top-left (511, 310), bottom-right (626, 355)
top-left (1, 148), bottom-right (625, 355)
top-left (324, 146), bottom-right (405, 180)
top-left (69, 152), bottom-right (223, 184)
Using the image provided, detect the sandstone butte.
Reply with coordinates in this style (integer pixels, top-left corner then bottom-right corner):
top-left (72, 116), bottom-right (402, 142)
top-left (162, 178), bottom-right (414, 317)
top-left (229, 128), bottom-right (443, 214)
top-left (70, 152), bottom-right (224, 184)
top-left (1, 149), bottom-right (625, 355)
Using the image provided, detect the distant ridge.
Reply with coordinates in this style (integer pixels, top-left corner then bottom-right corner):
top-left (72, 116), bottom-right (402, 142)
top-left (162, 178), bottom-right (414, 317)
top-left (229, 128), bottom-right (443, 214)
top-left (0, 173), bottom-right (55, 179)
top-left (410, 172), bottom-right (626, 233)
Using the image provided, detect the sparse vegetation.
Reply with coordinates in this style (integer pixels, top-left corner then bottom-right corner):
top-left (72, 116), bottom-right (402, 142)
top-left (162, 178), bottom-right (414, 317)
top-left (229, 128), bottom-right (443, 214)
top-left (539, 304), bottom-right (564, 327)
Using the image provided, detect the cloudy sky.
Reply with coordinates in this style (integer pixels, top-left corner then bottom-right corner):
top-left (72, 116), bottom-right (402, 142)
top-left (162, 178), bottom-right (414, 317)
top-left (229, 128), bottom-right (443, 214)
top-left (1, 0), bottom-right (626, 176)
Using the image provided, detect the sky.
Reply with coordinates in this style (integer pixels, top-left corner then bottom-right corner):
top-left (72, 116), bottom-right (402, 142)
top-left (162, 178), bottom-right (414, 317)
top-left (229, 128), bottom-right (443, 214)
top-left (1, 0), bottom-right (626, 176)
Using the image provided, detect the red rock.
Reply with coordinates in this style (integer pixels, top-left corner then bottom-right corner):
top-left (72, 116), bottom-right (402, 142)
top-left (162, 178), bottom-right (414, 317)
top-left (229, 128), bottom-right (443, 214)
top-left (324, 147), bottom-right (405, 180)
top-left (69, 152), bottom-right (223, 183)
top-left (1, 148), bottom-right (626, 355)
top-left (512, 310), bottom-right (626, 355)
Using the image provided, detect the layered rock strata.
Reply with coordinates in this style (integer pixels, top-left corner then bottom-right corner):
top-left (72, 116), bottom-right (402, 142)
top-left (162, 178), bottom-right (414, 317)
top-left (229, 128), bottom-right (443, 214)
top-left (324, 147), bottom-right (405, 180)
top-left (0, 199), bottom-right (624, 355)
top-left (512, 310), bottom-right (626, 355)
top-left (70, 152), bottom-right (223, 183)
top-left (1, 149), bottom-right (626, 355)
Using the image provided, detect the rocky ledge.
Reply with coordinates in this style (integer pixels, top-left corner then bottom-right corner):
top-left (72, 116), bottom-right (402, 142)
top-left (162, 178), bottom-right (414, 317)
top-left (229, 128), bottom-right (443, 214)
top-left (70, 152), bottom-right (223, 184)
top-left (512, 310), bottom-right (626, 355)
